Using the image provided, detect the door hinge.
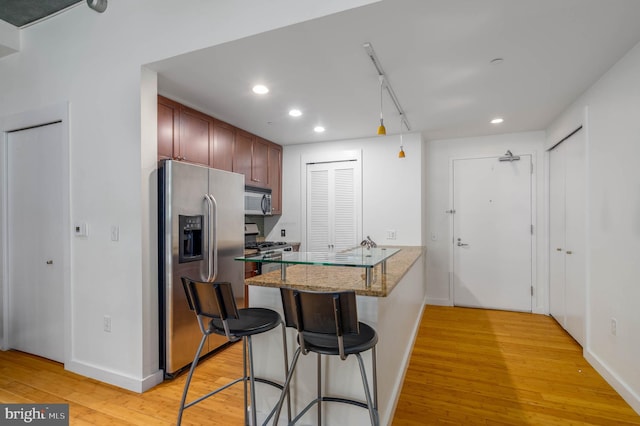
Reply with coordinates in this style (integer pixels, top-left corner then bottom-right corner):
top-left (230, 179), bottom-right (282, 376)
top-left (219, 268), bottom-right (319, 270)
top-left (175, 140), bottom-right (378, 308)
top-left (446, 209), bottom-right (456, 214)
top-left (531, 163), bottom-right (534, 174)
top-left (531, 286), bottom-right (534, 296)
top-left (531, 224), bottom-right (534, 234)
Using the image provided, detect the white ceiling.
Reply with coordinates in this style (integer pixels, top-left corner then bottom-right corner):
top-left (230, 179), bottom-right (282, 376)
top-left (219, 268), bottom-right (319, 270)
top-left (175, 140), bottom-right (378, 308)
top-left (148, 0), bottom-right (640, 145)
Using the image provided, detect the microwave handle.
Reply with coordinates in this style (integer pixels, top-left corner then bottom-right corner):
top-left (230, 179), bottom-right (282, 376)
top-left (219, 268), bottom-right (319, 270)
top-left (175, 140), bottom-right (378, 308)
top-left (261, 193), bottom-right (267, 215)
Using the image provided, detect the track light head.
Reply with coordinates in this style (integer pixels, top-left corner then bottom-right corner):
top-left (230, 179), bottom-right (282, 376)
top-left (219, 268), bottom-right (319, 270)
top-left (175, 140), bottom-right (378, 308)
top-left (87, 0), bottom-right (107, 13)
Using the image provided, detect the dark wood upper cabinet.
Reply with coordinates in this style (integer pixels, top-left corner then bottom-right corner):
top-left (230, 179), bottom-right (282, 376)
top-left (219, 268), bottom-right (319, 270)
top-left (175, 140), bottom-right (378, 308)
top-left (179, 107), bottom-right (212, 166)
top-left (212, 119), bottom-right (235, 172)
top-left (157, 96), bottom-right (283, 214)
top-left (157, 96), bottom-right (180, 161)
top-left (268, 144), bottom-right (283, 215)
top-left (252, 138), bottom-right (269, 186)
top-left (233, 130), bottom-right (254, 183)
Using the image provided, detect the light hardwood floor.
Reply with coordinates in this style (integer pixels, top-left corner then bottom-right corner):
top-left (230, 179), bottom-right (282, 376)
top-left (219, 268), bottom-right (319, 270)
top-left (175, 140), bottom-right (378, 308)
top-left (393, 306), bottom-right (640, 425)
top-left (0, 306), bottom-right (638, 425)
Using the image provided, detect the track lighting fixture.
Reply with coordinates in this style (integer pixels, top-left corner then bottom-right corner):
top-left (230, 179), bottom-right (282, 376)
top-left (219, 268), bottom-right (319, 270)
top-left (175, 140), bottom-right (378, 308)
top-left (377, 76), bottom-right (386, 135)
top-left (363, 42), bottom-right (411, 136)
top-left (398, 114), bottom-right (406, 158)
top-left (87, 0), bottom-right (107, 13)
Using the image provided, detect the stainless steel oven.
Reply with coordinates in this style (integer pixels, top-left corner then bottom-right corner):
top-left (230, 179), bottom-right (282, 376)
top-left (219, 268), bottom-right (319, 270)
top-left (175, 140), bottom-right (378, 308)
top-left (244, 223), bottom-right (291, 274)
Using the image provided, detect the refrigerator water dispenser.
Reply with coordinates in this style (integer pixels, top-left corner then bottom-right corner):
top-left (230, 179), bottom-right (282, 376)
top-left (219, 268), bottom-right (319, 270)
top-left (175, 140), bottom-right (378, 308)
top-left (179, 215), bottom-right (203, 263)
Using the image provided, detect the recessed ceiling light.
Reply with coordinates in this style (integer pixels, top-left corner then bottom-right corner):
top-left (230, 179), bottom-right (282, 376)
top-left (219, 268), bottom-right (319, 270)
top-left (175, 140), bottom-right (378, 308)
top-left (314, 126), bottom-right (325, 133)
top-left (491, 118), bottom-right (504, 124)
top-left (289, 109), bottom-right (302, 117)
top-left (252, 85), bottom-right (269, 95)
top-left (490, 58), bottom-right (504, 65)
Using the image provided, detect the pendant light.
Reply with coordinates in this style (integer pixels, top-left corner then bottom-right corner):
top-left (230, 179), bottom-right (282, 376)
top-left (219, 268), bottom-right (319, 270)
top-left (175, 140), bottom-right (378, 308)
top-left (377, 75), bottom-right (386, 135)
top-left (398, 114), bottom-right (406, 158)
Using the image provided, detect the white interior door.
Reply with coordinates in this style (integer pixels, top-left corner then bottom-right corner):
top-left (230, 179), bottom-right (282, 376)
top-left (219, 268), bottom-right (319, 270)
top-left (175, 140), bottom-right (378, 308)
top-left (549, 143), bottom-right (566, 324)
top-left (8, 123), bottom-right (65, 362)
top-left (453, 155), bottom-right (533, 312)
top-left (306, 161), bottom-right (359, 252)
top-left (564, 130), bottom-right (586, 345)
top-left (549, 129), bottom-right (586, 346)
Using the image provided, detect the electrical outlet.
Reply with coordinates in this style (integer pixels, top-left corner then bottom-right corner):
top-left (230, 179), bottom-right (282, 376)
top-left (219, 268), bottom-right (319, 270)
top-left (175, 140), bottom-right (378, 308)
top-left (386, 230), bottom-right (397, 240)
top-left (104, 315), bottom-right (111, 333)
top-left (611, 318), bottom-right (617, 336)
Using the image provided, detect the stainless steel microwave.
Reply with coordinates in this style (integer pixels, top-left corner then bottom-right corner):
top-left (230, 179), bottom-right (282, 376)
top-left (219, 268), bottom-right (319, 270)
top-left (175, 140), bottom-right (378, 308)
top-left (244, 186), bottom-right (272, 215)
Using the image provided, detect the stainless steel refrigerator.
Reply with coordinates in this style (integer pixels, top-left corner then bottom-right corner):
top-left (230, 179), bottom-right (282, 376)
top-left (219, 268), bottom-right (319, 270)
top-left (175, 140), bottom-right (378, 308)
top-left (158, 160), bottom-right (244, 378)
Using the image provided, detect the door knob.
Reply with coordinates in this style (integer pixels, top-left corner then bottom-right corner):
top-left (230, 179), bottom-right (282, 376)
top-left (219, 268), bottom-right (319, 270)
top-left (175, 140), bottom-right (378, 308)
top-left (46, 260), bottom-right (53, 265)
top-left (556, 248), bottom-right (563, 251)
top-left (457, 238), bottom-right (468, 247)
top-left (566, 250), bottom-right (573, 255)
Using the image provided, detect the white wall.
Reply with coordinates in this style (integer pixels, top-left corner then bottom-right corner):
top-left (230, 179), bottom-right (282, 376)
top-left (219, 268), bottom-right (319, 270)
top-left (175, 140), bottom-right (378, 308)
top-left (547, 40), bottom-right (640, 413)
top-left (0, 0), bottom-right (378, 392)
top-left (266, 132), bottom-right (425, 247)
top-left (424, 132), bottom-right (547, 311)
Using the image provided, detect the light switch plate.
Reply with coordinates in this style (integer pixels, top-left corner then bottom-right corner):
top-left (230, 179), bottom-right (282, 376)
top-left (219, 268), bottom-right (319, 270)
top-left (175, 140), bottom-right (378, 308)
top-left (74, 223), bottom-right (88, 237)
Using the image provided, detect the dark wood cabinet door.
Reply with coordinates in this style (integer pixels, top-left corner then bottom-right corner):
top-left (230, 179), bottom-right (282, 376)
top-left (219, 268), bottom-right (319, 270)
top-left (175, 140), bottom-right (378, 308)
top-left (252, 138), bottom-right (269, 186)
top-left (268, 144), bottom-right (282, 214)
top-left (233, 130), bottom-right (254, 183)
top-left (179, 107), bottom-right (212, 166)
top-left (212, 120), bottom-right (234, 172)
top-left (157, 96), bottom-right (179, 161)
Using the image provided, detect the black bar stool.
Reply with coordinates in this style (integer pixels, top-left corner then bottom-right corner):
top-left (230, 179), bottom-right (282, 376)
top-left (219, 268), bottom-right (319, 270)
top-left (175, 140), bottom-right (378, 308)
top-left (178, 277), bottom-right (290, 425)
top-left (273, 288), bottom-right (379, 425)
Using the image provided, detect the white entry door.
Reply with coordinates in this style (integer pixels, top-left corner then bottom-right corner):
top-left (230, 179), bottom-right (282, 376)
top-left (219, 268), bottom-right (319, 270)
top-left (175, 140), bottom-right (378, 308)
top-left (8, 123), bottom-right (65, 362)
top-left (452, 155), bottom-right (532, 312)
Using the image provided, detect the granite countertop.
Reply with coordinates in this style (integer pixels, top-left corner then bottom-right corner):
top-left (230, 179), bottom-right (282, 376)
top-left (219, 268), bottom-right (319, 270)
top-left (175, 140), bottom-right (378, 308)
top-left (244, 246), bottom-right (424, 297)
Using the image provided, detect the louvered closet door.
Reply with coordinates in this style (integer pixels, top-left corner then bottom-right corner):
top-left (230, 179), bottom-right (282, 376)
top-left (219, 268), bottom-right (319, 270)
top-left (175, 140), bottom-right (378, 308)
top-left (306, 161), bottom-right (358, 252)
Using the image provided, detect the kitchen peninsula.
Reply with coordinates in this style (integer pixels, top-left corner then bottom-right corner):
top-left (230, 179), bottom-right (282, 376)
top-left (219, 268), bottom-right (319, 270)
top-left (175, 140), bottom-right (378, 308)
top-left (237, 246), bottom-right (426, 425)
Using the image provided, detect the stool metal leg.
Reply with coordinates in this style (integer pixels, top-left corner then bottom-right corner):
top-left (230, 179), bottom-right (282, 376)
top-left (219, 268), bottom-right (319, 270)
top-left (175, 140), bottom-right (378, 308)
top-left (317, 353), bottom-right (322, 426)
top-left (248, 336), bottom-right (258, 426)
top-left (177, 333), bottom-right (208, 425)
top-left (355, 352), bottom-right (378, 425)
top-left (243, 337), bottom-right (249, 425)
top-left (272, 346), bottom-right (302, 425)
top-left (261, 321), bottom-right (291, 425)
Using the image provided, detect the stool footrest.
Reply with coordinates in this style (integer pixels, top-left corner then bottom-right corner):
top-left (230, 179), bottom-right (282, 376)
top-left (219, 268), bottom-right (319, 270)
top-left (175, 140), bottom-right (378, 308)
top-left (291, 396), bottom-right (370, 424)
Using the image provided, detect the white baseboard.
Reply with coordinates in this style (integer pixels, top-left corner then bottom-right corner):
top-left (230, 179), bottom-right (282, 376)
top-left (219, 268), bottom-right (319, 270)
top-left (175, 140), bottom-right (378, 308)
top-left (585, 349), bottom-right (640, 415)
top-left (426, 297), bottom-right (451, 306)
top-left (66, 360), bottom-right (164, 393)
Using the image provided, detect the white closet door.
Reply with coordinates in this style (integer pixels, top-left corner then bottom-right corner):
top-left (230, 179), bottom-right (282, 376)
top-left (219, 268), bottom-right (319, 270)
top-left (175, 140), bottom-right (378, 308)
top-left (548, 128), bottom-right (586, 346)
top-left (564, 130), bottom-right (586, 345)
top-left (306, 161), bottom-right (359, 252)
top-left (549, 143), bottom-right (566, 324)
top-left (8, 123), bottom-right (65, 362)
top-left (307, 167), bottom-right (330, 252)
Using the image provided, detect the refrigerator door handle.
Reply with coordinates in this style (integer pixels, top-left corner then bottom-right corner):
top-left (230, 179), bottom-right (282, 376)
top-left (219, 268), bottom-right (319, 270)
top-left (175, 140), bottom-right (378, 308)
top-left (204, 194), bottom-right (214, 282)
top-left (209, 194), bottom-right (219, 282)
